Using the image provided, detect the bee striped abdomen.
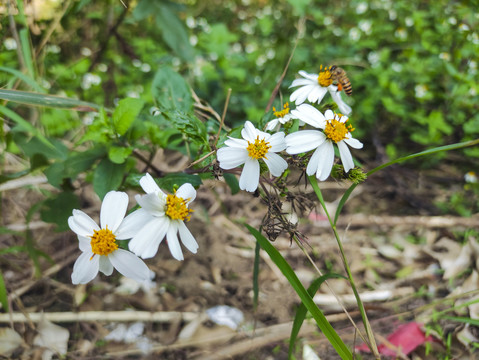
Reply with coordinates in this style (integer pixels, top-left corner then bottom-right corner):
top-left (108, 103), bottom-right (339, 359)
top-left (330, 65), bottom-right (352, 96)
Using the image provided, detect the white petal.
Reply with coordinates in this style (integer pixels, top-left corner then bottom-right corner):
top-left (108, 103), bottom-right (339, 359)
top-left (100, 191), bottom-right (128, 232)
top-left (78, 236), bottom-right (91, 252)
top-left (291, 104), bottom-right (326, 129)
top-left (177, 221), bottom-right (199, 254)
top-left (99, 255), bottom-right (113, 275)
top-left (316, 141), bottom-right (335, 181)
top-left (337, 141), bottom-right (354, 172)
top-left (264, 152), bottom-right (288, 177)
top-left (239, 159), bottom-right (260, 192)
top-left (128, 217), bottom-right (168, 259)
top-left (224, 137), bottom-right (248, 148)
top-left (308, 86), bottom-right (328, 104)
top-left (241, 121), bottom-right (259, 142)
top-left (267, 132), bottom-right (286, 152)
top-left (344, 136), bottom-right (363, 149)
top-left (306, 146), bottom-right (322, 176)
top-left (176, 183), bottom-right (196, 204)
top-left (289, 78), bottom-right (316, 88)
top-left (324, 109), bottom-right (335, 119)
top-left (265, 119), bottom-right (280, 131)
top-left (330, 89), bottom-right (352, 115)
top-left (68, 210), bottom-right (99, 237)
top-left (297, 70), bottom-right (318, 81)
top-left (166, 223), bottom-right (183, 261)
top-left (135, 193), bottom-right (165, 217)
top-left (217, 147), bottom-right (249, 169)
top-left (115, 208), bottom-right (153, 240)
top-left (108, 249), bottom-right (150, 282)
top-left (290, 85), bottom-right (315, 105)
top-left (285, 130), bottom-right (326, 154)
top-left (71, 251), bottom-right (99, 284)
top-left (139, 173), bottom-right (161, 194)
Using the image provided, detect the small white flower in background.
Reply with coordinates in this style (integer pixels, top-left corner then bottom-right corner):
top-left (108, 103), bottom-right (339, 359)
top-left (217, 121), bottom-right (288, 192)
top-left (80, 47), bottom-right (92, 57)
top-left (68, 191), bottom-right (151, 284)
top-left (4, 38), bottom-right (17, 50)
top-left (81, 73), bottom-right (101, 90)
top-left (465, 171), bottom-right (478, 184)
top-left (415, 84), bottom-right (428, 98)
top-left (265, 102), bottom-right (297, 131)
top-left (289, 68), bottom-right (352, 115)
top-left (285, 106), bottom-right (363, 181)
top-left (128, 174), bottom-right (199, 261)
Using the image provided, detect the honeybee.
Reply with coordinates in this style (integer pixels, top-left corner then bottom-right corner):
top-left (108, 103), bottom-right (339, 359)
top-left (330, 66), bottom-right (352, 96)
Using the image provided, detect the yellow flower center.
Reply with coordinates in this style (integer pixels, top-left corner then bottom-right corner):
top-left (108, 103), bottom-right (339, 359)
top-left (317, 65), bottom-right (333, 87)
top-left (246, 136), bottom-right (271, 160)
top-left (324, 114), bottom-right (355, 143)
top-left (273, 102), bottom-right (290, 118)
top-left (90, 226), bottom-right (118, 257)
top-left (166, 193), bottom-right (193, 221)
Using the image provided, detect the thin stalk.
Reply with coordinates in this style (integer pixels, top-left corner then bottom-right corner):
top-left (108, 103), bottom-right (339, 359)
top-left (309, 175), bottom-right (380, 359)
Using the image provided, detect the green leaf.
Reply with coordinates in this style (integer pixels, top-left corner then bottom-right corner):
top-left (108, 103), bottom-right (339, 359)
top-left (40, 191), bottom-right (81, 232)
top-left (108, 146), bottom-right (133, 164)
top-left (112, 98), bottom-right (145, 136)
top-left (0, 89), bottom-right (102, 111)
top-left (0, 271), bottom-right (8, 311)
top-left (289, 273), bottom-right (347, 359)
top-left (163, 110), bottom-right (208, 145)
top-left (246, 225), bottom-right (352, 359)
top-left (0, 104), bottom-right (55, 150)
top-left (156, 173), bottom-right (202, 193)
top-left (93, 158), bottom-right (126, 199)
top-left (223, 173), bottom-right (240, 194)
top-left (14, 133), bottom-right (67, 160)
top-left (155, 2), bottom-right (194, 61)
top-left (152, 66), bottom-right (193, 112)
top-left (0, 66), bottom-right (45, 92)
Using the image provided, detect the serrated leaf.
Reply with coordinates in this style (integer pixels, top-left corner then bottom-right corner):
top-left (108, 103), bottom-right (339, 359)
top-left (163, 110), bottom-right (208, 145)
top-left (108, 146), bottom-right (133, 164)
top-left (112, 98), bottom-right (144, 136)
top-left (152, 67), bottom-right (193, 112)
top-left (93, 158), bottom-right (126, 199)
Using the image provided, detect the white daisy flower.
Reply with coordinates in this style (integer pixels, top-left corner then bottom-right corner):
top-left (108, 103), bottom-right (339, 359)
top-left (128, 174), bottom-right (198, 261)
top-left (265, 102), bottom-right (298, 131)
top-left (289, 68), bottom-right (352, 115)
top-left (285, 106), bottom-right (363, 181)
top-left (217, 121), bottom-right (288, 192)
top-left (68, 191), bottom-right (151, 285)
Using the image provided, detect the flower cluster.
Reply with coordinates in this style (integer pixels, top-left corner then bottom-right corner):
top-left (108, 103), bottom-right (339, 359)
top-left (217, 69), bottom-right (362, 191)
top-left (68, 174), bottom-right (198, 284)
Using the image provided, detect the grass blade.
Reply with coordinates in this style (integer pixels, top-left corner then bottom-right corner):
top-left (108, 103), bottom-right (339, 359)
top-left (289, 273), bottom-right (347, 359)
top-left (0, 66), bottom-right (45, 92)
top-left (0, 89), bottom-right (102, 111)
top-left (246, 224), bottom-right (352, 359)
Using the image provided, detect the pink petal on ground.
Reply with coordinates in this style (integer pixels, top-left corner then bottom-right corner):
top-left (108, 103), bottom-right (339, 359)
top-left (356, 322), bottom-right (435, 358)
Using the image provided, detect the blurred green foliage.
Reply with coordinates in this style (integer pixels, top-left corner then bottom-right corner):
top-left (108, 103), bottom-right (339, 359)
top-left (0, 0), bottom-right (478, 230)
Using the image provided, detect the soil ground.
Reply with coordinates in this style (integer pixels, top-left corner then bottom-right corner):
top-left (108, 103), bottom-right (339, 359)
top-left (1, 153), bottom-right (479, 359)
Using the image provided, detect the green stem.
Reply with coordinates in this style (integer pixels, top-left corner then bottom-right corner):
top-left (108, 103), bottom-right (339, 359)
top-left (309, 175), bottom-right (380, 358)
